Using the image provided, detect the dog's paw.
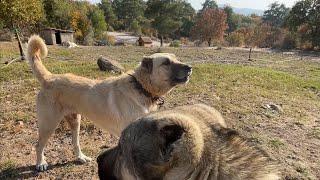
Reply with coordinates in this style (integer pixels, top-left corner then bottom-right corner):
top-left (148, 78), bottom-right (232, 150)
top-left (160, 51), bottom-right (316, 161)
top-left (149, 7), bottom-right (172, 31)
top-left (36, 162), bottom-right (48, 172)
top-left (77, 154), bottom-right (92, 164)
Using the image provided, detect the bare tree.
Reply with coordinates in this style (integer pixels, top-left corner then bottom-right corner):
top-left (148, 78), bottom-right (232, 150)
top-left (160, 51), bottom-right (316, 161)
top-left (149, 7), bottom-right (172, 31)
top-left (191, 8), bottom-right (227, 46)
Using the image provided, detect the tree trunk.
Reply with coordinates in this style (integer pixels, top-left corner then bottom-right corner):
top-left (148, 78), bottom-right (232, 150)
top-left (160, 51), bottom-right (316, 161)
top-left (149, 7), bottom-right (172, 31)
top-left (15, 29), bottom-right (25, 60)
top-left (160, 35), bottom-right (164, 47)
top-left (208, 38), bottom-right (212, 47)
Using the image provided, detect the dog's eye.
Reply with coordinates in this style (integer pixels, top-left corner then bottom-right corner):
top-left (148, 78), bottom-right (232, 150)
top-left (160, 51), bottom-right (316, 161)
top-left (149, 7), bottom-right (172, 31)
top-left (162, 59), bottom-right (170, 66)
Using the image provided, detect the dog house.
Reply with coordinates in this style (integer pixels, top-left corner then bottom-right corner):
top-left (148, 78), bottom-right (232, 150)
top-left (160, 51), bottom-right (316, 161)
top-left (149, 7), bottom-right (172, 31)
top-left (41, 28), bottom-right (74, 45)
top-left (137, 36), bottom-right (153, 47)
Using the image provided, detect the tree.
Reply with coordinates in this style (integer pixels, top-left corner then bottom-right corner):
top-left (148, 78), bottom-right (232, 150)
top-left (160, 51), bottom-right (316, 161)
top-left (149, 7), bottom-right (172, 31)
top-left (152, 16), bottom-right (181, 45)
top-left (262, 2), bottom-right (290, 27)
top-left (191, 8), bottom-right (227, 46)
top-left (180, 18), bottom-right (195, 37)
top-left (286, 0), bottom-right (320, 48)
top-left (200, 0), bottom-right (218, 13)
top-left (98, 0), bottom-right (116, 30)
top-left (71, 11), bottom-right (92, 44)
top-left (112, 0), bottom-right (145, 30)
top-left (177, 2), bottom-right (196, 37)
top-left (286, 1), bottom-right (311, 31)
top-left (43, 0), bottom-right (75, 29)
top-left (238, 15), bottom-right (255, 28)
top-left (224, 6), bottom-right (239, 33)
top-left (130, 19), bottom-right (142, 35)
top-left (88, 7), bottom-right (107, 38)
top-left (145, 0), bottom-right (195, 46)
top-left (0, 0), bottom-right (44, 29)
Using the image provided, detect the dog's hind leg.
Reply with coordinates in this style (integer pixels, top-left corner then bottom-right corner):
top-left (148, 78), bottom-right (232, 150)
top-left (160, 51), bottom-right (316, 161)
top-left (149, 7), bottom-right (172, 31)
top-left (66, 113), bottom-right (92, 163)
top-left (35, 94), bottom-right (64, 171)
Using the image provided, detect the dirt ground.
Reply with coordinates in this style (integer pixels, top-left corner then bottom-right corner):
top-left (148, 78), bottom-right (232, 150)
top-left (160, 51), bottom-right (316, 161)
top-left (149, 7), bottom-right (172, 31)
top-left (0, 42), bottom-right (320, 179)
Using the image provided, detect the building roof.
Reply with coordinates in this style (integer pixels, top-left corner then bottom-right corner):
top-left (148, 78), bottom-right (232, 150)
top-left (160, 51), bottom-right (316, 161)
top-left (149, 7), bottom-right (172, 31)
top-left (138, 36), bottom-right (152, 43)
top-left (43, 28), bottom-right (74, 33)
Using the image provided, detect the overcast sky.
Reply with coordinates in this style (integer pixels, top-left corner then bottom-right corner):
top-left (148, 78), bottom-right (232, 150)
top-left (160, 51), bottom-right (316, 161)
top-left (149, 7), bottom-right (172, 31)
top-left (192, 0), bottom-right (296, 10)
top-left (89, 0), bottom-right (296, 10)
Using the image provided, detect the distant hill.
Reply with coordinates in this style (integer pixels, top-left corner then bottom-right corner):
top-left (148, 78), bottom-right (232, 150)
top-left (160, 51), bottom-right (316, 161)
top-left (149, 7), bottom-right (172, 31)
top-left (233, 7), bottom-right (264, 16)
top-left (219, 4), bottom-right (264, 16)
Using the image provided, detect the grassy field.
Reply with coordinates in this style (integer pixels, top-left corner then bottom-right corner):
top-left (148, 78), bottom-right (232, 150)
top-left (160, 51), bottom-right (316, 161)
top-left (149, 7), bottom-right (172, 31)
top-left (1, 42), bottom-right (320, 179)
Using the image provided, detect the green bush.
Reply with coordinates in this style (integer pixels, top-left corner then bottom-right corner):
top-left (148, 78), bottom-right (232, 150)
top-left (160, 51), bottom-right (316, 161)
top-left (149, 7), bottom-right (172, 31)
top-left (169, 40), bottom-right (181, 47)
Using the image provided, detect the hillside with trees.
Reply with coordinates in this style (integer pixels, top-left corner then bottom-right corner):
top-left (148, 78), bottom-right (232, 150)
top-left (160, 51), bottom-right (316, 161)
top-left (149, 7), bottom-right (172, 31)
top-left (0, 0), bottom-right (319, 50)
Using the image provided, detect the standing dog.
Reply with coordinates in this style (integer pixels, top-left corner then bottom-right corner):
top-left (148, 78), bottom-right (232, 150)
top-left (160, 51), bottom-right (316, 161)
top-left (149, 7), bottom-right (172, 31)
top-left (97, 104), bottom-right (280, 180)
top-left (27, 35), bottom-right (192, 171)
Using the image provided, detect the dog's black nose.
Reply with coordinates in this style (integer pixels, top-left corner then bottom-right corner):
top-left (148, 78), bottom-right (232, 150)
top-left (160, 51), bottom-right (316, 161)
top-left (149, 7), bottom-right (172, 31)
top-left (184, 65), bottom-right (192, 72)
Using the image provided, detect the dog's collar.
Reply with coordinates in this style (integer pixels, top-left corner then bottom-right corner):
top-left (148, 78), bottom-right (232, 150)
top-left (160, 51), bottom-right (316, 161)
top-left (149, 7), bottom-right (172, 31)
top-left (127, 74), bottom-right (165, 106)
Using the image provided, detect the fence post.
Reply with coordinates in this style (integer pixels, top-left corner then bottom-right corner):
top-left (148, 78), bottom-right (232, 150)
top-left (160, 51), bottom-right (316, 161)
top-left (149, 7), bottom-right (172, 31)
top-left (248, 47), bottom-right (252, 61)
top-left (15, 28), bottom-right (25, 60)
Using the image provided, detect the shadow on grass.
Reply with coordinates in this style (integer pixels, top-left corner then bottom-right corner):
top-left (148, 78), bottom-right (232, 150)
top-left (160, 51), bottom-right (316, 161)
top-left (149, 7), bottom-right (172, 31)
top-left (0, 160), bottom-right (81, 179)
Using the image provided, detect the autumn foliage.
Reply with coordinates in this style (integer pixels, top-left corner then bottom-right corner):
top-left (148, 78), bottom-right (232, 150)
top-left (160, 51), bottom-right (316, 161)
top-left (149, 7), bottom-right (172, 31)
top-left (0, 0), bottom-right (44, 29)
top-left (71, 11), bottom-right (92, 44)
top-left (191, 8), bottom-right (227, 46)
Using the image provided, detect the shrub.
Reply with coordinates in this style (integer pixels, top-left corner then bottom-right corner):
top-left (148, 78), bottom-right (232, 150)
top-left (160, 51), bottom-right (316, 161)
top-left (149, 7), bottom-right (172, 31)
top-left (0, 20), bottom-right (4, 30)
top-left (83, 27), bottom-right (94, 46)
top-left (104, 33), bottom-right (116, 46)
top-left (280, 32), bottom-right (297, 50)
top-left (300, 41), bottom-right (314, 51)
top-left (169, 40), bottom-right (181, 47)
top-left (0, 29), bottom-right (14, 41)
top-left (226, 32), bottom-right (244, 47)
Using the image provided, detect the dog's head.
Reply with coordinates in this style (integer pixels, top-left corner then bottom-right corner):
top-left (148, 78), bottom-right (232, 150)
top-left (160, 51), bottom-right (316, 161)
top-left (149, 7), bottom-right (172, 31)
top-left (135, 53), bottom-right (192, 96)
top-left (97, 111), bottom-right (204, 180)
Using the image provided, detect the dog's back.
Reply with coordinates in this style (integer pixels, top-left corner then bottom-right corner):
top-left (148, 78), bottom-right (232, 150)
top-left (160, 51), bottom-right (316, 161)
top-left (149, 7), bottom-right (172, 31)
top-left (97, 104), bottom-right (280, 180)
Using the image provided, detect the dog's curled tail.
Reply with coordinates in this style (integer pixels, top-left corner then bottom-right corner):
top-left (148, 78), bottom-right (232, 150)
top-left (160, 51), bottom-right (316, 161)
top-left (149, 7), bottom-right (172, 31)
top-left (27, 35), bottom-right (52, 86)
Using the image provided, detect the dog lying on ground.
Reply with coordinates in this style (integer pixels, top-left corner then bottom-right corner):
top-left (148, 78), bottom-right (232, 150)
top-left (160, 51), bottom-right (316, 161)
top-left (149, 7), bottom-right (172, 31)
top-left (26, 35), bottom-right (192, 171)
top-left (97, 104), bottom-right (280, 180)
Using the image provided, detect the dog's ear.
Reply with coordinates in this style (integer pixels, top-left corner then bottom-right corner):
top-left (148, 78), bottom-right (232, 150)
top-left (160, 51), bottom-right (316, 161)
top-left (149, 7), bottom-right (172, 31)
top-left (141, 57), bottom-right (153, 73)
top-left (97, 147), bottom-right (119, 180)
top-left (160, 124), bottom-right (184, 161)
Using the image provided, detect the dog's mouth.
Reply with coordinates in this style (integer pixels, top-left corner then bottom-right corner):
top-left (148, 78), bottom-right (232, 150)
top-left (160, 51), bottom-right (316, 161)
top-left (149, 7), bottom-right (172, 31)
top-left (172, 70), bottom-right (192, 84)
top-left (170, 64), bottom-right (192, 85)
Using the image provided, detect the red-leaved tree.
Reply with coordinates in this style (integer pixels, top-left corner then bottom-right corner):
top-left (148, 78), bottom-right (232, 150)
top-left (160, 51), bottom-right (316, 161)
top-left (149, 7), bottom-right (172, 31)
top-left (191, 8), bottom-right (227, 46)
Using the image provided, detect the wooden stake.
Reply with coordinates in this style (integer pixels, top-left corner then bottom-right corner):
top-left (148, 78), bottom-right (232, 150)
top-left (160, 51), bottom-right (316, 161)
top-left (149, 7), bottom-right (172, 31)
top-left (15, 29), bottom-right (25, 60)
top-left (248, 47), bottom-right (252, 61)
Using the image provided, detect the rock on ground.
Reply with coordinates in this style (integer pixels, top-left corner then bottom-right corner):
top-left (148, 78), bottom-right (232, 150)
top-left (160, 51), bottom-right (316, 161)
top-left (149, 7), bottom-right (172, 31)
top-left (97, 56), bottom-right (124, 73)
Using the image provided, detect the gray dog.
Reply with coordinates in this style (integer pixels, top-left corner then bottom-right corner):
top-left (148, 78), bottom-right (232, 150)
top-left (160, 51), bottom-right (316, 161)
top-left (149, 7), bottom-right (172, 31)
top-left (97, 104), bottom-right (280, 180)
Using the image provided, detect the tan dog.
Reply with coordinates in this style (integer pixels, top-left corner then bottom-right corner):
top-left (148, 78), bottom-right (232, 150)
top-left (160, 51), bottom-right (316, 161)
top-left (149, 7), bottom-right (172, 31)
top-left (26, 35), bottom-right (192, 171)
top-left (97, 104), bottom-right (280, 180)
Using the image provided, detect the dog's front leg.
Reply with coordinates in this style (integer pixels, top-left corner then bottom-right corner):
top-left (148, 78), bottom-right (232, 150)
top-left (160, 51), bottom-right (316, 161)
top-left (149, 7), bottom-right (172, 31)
top-left (66, 114), bottom-right (92, 163)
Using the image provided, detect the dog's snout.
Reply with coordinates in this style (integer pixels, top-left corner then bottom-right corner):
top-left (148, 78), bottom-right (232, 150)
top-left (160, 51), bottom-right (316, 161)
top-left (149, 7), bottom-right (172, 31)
top-left (184, 65), bottom-right (192, 72)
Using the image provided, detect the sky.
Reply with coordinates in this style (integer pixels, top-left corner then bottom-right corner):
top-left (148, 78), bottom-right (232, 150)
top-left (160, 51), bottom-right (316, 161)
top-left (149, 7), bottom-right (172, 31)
top-left (89, 0), bottom-right (296, 10)
top-left (192, 0), bottom-right (296, 10)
